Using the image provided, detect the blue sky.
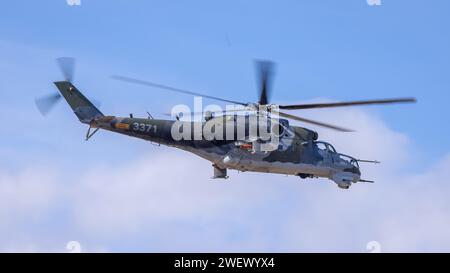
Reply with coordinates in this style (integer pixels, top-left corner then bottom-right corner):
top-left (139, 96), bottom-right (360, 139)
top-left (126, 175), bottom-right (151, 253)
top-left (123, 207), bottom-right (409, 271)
top-left (2, 1), bottom-right (449, 161)
top-left (0, 0), bottom-right (450, 252)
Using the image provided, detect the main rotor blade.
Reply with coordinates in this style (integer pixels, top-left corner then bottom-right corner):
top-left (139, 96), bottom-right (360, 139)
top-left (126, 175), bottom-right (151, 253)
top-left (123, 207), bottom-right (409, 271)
top-left (279, 97), bottom-right (416, 110)
top-left (256, 60), bottom-right (275, 105)
top-left (111, 75), bottom-right (247, 106)
top-left (35, 93), bottom-right (62, 116)
top-left (273, 111), bottom-right (354, 132)
top-left (56, 57), bottom-right (75, 82)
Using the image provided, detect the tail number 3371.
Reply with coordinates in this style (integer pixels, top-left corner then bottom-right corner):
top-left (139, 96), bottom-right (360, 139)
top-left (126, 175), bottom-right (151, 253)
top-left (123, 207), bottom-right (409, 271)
top-left (132, 123), bottom-right (157, 133)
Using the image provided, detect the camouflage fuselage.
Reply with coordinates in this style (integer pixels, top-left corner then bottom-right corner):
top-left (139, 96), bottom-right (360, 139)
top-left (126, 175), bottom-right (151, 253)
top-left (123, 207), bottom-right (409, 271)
top-left (91, 115), bottom-right (361, 188)
top-left (54, 81), bottom-right (362, 189)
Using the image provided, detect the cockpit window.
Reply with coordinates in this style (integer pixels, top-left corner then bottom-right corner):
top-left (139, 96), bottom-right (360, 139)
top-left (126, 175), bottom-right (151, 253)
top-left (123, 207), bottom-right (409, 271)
top-left (314, 141), bottom-right (337, 153)
top-left (315, 142), bottom-right (327, 151)
top-left (327, 144), bottom-right (336, 153)
top-left (338, 154), bottom-right (359, 168)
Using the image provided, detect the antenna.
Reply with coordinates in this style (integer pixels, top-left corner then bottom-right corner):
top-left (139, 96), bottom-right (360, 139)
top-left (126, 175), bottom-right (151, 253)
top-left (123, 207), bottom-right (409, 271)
top-left (356, 159), bottom-right (380, 164)
top-left (359, 179), bottom-right (375, 183)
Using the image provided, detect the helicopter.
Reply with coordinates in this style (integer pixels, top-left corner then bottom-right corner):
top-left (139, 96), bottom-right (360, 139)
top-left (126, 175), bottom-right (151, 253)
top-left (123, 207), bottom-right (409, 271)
top-left (35, 58), bottom-right (416, 189)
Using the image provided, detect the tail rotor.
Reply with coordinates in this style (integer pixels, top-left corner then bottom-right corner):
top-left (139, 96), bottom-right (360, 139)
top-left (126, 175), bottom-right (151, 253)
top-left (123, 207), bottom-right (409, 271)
top-left (57, 57), bottom-right (76, 82)
top-left (35, 57), bottom-right (76, 116)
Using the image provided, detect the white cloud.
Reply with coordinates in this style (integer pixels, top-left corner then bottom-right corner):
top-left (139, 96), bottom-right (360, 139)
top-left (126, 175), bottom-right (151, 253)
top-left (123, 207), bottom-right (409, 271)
top-left (376, 155), bottom-right (450, 251)
top-left (71, 149), bottom-right (280, 236)
top-left (1, 105), bottom-right (449, 252)
top-left (0, 168), bottom-right (58, 220)
top-left (0, 167), bottom-right (62, 252)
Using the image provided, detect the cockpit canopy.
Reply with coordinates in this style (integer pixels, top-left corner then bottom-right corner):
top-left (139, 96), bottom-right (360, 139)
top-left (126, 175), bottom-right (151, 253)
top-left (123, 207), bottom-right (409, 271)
top-left (338, 154), bottom-right (359, 168)
top-left (314, 141), bottom-right (336, 153)
top-left (313, 141), bottom-right (359, 168)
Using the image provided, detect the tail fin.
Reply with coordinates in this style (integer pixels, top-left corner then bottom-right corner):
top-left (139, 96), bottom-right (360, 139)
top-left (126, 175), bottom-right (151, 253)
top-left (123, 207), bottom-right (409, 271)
top-left (54, 81), bottom-right (104, 124)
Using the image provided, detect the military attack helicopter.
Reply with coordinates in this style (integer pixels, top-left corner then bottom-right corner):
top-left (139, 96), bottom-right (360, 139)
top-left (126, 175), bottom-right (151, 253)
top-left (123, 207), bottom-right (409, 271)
top-left (35, 58), bottom-right (415, 189)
